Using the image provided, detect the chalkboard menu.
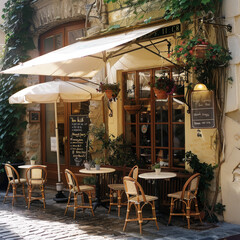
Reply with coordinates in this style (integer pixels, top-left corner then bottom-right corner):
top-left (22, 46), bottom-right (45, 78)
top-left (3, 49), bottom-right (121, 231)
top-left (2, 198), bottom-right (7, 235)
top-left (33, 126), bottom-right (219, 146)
top-left (69, 115), bottom-right (90, 166)
top-left (191, 90), bottom-right (215, 129)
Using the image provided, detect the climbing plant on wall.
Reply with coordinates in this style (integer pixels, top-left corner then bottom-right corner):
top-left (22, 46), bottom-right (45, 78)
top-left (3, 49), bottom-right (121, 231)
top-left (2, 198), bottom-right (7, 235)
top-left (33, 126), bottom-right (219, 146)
top-left (0, 0), bottom-right (35, 167)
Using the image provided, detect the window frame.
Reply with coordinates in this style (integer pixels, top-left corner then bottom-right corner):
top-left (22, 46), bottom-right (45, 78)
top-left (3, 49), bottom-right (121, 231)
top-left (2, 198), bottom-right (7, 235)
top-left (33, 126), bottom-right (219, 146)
top-left (122, 66), bottom-right (185, 170)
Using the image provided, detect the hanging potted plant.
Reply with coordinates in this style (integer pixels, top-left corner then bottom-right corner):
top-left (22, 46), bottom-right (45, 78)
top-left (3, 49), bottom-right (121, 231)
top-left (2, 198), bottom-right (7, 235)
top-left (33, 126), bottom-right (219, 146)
top-left (123, 101), bottom-right (142, 114)
top-left (171, 37), bottom-right (232, 83)
top-left (149, 76), bottom-right (176, 99)
top-left (171, 37), bottom-right (231, 69)
top-left (97, 82), bottom-right (120, 102)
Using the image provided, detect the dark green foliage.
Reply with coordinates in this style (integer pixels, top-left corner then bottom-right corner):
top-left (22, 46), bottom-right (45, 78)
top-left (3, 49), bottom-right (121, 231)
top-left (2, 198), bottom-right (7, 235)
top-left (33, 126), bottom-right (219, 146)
top-left (185, 151), bottom-right (216, 207)
top-left (185, 151), bottom-right (225, 222)
top-left (0, 0), bottom-right (35, 167)
top-left (163, 0), bottom-right (219, 23)
top-left (90, 124), bottom-right (145, 168)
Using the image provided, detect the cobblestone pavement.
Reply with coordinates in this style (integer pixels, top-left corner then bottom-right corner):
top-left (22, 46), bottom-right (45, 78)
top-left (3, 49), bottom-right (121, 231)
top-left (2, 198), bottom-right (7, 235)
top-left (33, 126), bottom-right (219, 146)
top-left (0, 187), bottom-right (240, 240)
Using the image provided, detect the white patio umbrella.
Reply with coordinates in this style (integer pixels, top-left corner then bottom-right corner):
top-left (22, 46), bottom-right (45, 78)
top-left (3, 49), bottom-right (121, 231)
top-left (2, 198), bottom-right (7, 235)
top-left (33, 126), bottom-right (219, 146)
top-left (9, 80), bottom-right (104, 184)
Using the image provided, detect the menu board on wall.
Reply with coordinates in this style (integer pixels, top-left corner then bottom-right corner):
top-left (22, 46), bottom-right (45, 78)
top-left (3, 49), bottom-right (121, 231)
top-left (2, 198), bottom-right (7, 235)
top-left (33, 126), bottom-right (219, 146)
top-left (69, 115), bottom-right (90, 166)
top-left (191, 90), bottom-right (215, 129)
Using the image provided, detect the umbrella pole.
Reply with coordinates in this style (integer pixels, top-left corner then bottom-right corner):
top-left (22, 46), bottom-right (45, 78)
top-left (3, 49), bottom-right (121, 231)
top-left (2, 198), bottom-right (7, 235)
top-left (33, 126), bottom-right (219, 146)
top-left (54, 102), bottom-right (61, 183)
top-left (53, 102), bottom-right (67, 203)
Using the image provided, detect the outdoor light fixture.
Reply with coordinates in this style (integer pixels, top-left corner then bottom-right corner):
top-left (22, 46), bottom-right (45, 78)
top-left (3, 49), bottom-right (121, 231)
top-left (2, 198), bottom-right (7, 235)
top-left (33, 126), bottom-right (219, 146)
top-left (193, 83), bottom-right (208, 91)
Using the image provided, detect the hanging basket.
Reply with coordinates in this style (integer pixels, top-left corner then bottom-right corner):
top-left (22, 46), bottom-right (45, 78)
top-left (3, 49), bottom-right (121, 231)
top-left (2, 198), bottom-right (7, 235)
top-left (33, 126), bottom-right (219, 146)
top-left (193, 44), bottom-right (207, 59)
top-left (153, 88), bottom-right (167, 99)
top-left (124, 104), bottom-right (142, 114)
top-left (105, 89), bottom-right (113, 100)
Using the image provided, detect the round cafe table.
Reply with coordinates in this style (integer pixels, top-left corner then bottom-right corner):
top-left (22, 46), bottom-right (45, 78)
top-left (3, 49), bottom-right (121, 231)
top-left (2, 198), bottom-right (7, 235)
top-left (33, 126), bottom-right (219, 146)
top-left (79, 167), bottom-right (115, 211)
top-left (18, 165), bottom-right (47, 169)
top-left (139, 171), bottom-right (176, 221)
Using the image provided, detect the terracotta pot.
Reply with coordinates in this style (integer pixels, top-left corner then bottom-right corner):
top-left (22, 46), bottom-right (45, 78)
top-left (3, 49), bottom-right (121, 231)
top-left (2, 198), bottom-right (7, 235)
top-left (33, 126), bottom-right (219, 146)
top-left (105, 89), bottom-right (113, 100)
top-left (124, 104), bottom-right (142, 114)
top-left (153, 88), bottom-right (167, 99)
top-left (194, 44), bottom-right (207, 58)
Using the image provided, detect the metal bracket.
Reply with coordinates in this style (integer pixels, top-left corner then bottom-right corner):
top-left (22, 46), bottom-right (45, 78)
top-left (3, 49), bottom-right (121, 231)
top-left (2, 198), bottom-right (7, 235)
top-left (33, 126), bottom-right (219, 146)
top-left (201, 19), bottom-right (232, 32)
top-left (107, 101), bottom-right (113, 117)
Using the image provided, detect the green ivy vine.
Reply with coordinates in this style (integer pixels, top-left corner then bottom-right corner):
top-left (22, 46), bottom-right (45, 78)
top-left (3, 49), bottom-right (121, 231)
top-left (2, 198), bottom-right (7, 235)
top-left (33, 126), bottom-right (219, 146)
top-left (0, 0), bottom-right (35, 168)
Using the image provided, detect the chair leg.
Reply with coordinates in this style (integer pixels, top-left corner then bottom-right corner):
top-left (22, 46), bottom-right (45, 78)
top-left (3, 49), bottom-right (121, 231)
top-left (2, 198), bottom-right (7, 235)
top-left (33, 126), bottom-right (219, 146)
top-left (64, 191), bottom-right (71, 216)
top-left (194, 198), bottom-right (202, 223)
top-left (80, 192), bottom-right (85, 213)
top-left (41, 185), bottom-right (46, 209)
top-left (152, 201), bottom-right (159, 230)
top-left (108, 189), bottom-right (113, 214)
top-left (123, 202), bottom-right (131, 232)
top-left (3, 183), bottom-right (11, 204)
top-left (168, 197), bottom-right (174, 225)
top-left (88, 191), bottom-right (94, 216)
top-left (186, 200), bottom-right (191, 229)
top-left (12, 184), bottom-right (17, 206)
top-left (28, 186), bottom-right (32, 209)
top-left (73, 193), bottom-right (78, 219)
top-left (137, 204), bottom-right (143, 235)
top-left (22, 184), bottom-right (27, 205)
top-left (117, 190), bottom-right (122, 217)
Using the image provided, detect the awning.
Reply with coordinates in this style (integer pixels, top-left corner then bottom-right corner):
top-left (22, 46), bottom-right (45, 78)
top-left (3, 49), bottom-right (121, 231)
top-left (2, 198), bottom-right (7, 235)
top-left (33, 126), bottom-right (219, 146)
top-left (1, 20), bottom-right (179, 78)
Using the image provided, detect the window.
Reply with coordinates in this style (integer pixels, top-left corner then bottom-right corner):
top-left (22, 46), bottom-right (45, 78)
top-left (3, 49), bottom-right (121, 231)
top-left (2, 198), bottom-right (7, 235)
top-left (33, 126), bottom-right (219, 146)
top-left (123, 67), bottom-right (186, 170)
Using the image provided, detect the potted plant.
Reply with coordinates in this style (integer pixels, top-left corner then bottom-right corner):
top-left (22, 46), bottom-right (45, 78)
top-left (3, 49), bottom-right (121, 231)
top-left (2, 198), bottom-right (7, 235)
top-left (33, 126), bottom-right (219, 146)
top-left (97, 82), bottom-right (120, 102)
top-left (149, 76), bottom-right (176, 99)
top-left (152, 162), bottom-right (161, 174)
top-left (94, 157), bottom-right (103, 170)
top-left (30, 155), bottom-right (37, 165)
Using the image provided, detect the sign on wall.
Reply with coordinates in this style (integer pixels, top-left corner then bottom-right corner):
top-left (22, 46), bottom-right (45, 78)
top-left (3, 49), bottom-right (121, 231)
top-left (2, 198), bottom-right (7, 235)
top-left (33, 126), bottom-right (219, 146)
top-left (191, 90), bottom-right (215, 129)
top-left (69, 115), bottom-right (90, 166)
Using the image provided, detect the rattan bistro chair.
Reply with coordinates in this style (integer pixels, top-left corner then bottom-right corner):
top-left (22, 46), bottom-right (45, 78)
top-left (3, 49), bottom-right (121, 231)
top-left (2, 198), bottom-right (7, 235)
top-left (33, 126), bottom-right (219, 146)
top-left (26, 165), bottom-right (47, 209)
top-left (108, 165), bottom-right (139, 217)
top-left (167, 173), bottom-right (202, 229)
top-left (123, 176), bottom-right (159, 235)
top-left (64, 169), bottom-right (94, 219)
top-left (3, 164), bottom-right (27, 206)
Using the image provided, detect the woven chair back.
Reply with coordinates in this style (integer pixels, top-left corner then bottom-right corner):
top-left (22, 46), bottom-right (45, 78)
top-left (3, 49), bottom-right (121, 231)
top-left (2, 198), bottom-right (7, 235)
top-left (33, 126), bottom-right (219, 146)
top-left (26, 166), bottom-right (47, 185)
top-left (181, 173), bottom-right (201, 199)
top-left (4, 164), bottom-right (19, 183)
top-left (65, 169), bottom-right (78, 190)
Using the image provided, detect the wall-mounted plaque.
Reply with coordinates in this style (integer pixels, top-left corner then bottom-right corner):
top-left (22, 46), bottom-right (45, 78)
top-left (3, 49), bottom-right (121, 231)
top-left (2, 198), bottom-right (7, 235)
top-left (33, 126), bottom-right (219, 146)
top-left (29, 111), bottom-right (40, 123)
top-left (191, 90), bottom-right (215, 129)
top-left (69, 115), bottom-right (90, 166)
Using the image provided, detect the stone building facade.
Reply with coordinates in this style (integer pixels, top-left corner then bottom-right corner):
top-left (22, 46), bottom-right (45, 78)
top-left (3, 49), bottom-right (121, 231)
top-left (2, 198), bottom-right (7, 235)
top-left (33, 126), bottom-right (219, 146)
top-left (1, 0), bottom-right (240, 225)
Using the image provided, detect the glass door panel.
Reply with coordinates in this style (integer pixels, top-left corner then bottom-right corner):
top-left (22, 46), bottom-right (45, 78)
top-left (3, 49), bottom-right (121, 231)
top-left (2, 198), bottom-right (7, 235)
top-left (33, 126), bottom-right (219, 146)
top-left (155, 100), bottom-right (168, 122)
top-left (155, 149), bottom-right (169, 165)
top-left (139, 71), bottom-right (150, 98)
top-left (139, 124), bottom-right (151, 146)
top-left (155, 124), bottom-right (168, 147)
top-left (125, 125), bottom-right (136, 145)
top-left (140, 148), bottom-right (151, 165)
top-left (126, 73), bottom-right (136, 99)
top-left (173, 149), bottom-right (185, 167)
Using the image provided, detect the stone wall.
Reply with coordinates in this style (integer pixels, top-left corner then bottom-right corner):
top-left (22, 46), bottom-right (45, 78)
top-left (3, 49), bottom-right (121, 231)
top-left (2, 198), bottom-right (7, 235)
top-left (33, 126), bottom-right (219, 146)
top-left (32, 0), bottom-right (107, 36)
top-left (18, 0), bottom-right (107, 163)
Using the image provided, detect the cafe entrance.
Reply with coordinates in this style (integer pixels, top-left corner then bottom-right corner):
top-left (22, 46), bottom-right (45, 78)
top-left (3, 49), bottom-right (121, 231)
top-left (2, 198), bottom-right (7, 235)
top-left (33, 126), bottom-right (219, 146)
top-left (39, 21), bottom-right (89, 183)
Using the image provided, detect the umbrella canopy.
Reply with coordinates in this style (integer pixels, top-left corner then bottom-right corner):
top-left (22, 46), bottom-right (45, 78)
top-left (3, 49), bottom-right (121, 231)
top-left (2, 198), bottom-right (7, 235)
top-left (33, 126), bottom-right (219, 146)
top-left (9, 80), bottom-right (104, 183)
top-left (9, 80), bottom-right (103, 104)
